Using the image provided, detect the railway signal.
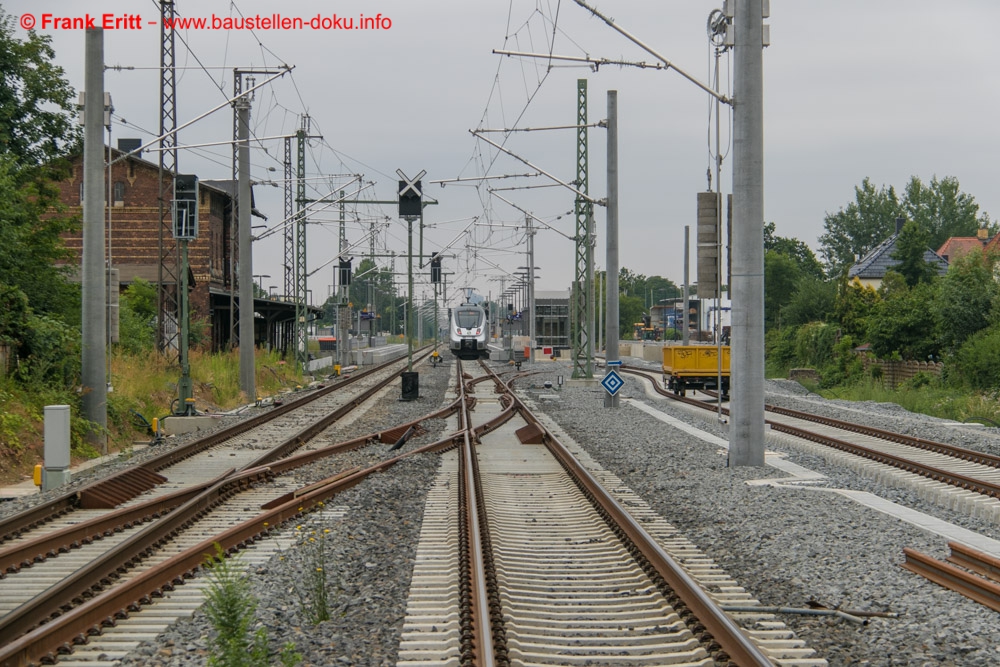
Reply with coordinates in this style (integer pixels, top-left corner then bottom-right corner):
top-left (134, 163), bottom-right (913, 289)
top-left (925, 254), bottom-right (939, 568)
top-left (397, 169), bottom-right (425, 218)
top-left (430, 252), bottom-right (442, 283)
top-left (338, 257), bottom-right (352, 286)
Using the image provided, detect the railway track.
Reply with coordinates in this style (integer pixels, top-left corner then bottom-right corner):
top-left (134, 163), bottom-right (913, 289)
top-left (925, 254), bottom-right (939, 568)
top-left (621, 365), bottom-right (1000, 522)
top-left (0, 353), bottom-right (422, 546)
top-left (398, 360), bottom-right (825, 666)
top-left (0, 350), bottom-right (465, 666)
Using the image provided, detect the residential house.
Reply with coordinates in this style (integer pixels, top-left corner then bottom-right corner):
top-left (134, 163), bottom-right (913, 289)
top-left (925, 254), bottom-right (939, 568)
top-left (847, 217), bottom-right (949, 289)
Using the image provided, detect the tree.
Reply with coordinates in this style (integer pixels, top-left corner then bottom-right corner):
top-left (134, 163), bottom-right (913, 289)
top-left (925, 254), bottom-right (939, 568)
top-left (644, 275), bottom-right (681, 306)
top-left (0, 10), bottom-right (79, 165)
top-left (947, 325), bottom-right (1000, 390)
top-left (866, 274), bottom-right (939, 361)
top-left (834, 277), bottom-right (880, 340)
top-left (890, 219), bottom-right (939, 287)
top-left (618, 295), bottom-right (644, 338)
top-left (934, 249), bottom-right (998, 352)
top-left (902, 175), bottom-right (989, 250)
top-left (764, 251), bottom-right (801, 329)
top-left (117, 279), bottom-right (157, 354)
top-left (780, 277), bottom-right (837, 328)
top-left (819, 177), bottom-right (900, 277)
top-left (764, 222), bottom-right (824, 279)
top-left (819, 174), bottom-right (993, 278)
top-left (0, 154), bottom-right (79, 322)
top-left (0, 10), bottom-right (80, 325)
top-left (618, 267), bottom-right (645, 299)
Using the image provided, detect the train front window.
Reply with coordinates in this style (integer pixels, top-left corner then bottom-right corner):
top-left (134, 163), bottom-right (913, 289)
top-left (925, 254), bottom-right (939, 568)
top-left (455, 309), bottom-right (482, 329)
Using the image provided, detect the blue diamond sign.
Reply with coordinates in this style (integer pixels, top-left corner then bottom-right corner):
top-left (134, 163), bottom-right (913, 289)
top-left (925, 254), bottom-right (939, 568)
top-left (601, 369), bottom-right (624, 396)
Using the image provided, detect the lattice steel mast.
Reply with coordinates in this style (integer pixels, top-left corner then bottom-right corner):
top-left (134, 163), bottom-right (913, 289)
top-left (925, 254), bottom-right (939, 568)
top-left (572, 79), bottom-right (593, 378)
top-left (283, 137), bottom-right (294, 298)
top-left (157, 0), bottom-right (179, 357)
top-left (295, 116), bottom-right (309, 368)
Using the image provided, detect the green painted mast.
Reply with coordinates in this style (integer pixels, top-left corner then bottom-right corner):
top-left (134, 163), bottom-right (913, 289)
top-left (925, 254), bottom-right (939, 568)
top-left (572, 79), bottom-right (593, 378)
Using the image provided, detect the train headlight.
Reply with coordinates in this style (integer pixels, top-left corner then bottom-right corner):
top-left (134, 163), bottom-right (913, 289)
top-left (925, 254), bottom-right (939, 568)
top-left (475, 328), bottom-right (481, 335)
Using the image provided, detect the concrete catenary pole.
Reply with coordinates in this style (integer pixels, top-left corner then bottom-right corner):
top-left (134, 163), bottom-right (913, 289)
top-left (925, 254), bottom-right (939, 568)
top-left (603, 90), bottom-right (620, 409)
top-left (237, 95), bottom-right (255, 399)
top-left (82, 28), bottom-right (107, 453)
top-left (729, 0), bottom-right (766, 466)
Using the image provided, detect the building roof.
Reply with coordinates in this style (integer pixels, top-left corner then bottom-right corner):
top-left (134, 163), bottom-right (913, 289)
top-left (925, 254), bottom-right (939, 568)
top-left (847, 231), bottom-right (949, 280)
top-left (983, 233), bottom-right (1000, 255)
top-left (201, 179), bottom-right (267, 220)
top-left (72, 146), bottom-right (260, 213)
top-left (936, 237), bottom-right (986, 262)
top-left (535, 290), bottom-right (570, 300)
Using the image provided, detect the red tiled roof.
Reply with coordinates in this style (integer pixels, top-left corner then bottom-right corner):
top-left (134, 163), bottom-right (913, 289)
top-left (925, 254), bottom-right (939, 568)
top-left (984, 234), bottom-right (1000, 255)
top-left (937, 237), bottom-right (986, 262)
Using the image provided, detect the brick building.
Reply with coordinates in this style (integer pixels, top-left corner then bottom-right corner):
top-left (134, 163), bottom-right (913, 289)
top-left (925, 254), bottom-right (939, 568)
top-left (59, 142), bottom-right (299, 351)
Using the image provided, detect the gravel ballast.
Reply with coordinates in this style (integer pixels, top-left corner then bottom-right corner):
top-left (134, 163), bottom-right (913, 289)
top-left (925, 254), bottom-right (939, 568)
top-left (35, 357), bottom-right (1000, 665)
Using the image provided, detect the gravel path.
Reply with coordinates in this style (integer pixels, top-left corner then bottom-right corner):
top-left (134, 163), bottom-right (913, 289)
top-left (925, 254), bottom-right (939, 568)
top-left (44, 357), bottom-right (1000, 665)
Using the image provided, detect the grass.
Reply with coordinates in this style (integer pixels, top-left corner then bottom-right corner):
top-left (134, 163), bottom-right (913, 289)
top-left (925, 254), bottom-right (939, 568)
top-left (0, 348), bottom-right (306, 484)
top-left (282, 509), bottom-right (336, 624)
top-left (202, 543), bottom-right (302, 667)
top-left (797, 376), bottom-right (1000, 426)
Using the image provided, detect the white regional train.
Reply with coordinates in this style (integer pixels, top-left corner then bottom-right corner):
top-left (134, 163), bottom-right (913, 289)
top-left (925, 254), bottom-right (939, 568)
top-left (449, 303), bottom-right (490, 360)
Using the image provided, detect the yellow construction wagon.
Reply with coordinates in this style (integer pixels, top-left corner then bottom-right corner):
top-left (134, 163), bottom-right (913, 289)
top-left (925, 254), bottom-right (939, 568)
top-left (662, 345), bottom-right (730, 398)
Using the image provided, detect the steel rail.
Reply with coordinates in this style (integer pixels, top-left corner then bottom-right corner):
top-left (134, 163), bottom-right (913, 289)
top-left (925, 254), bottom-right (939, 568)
top-left (2, 386), bottom-right (456, 579)
top-left (486, 377), bottom-right (773, 666)
top-left (764, 404), bottom-right (1000, 469)
top-left (0, 471), bottom-right (232, 577)
top-left (902, 547), bottom-right (1000, 613)
top-left (459, 409), bottom-right (495, 666)
top-left (240, 350), bottom-right (433, 470)
top-left (621, 366), bottom-right (1000, 500)
top-left (767, 422), bottom-right (1000, 499)
top-left (0, 351), bottom-right (440, 649)
top-left (946, 541), bottom-right (1000, 584)
top-left (0, 468), bottom-right (273, 644)
top-left (0, 407), bottom-right (465, 666)
top-left (0, 350), bottom-right (430, 542)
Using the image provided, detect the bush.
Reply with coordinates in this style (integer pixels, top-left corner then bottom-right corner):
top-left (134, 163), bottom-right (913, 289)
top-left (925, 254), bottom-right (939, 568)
top-left (946, 326), bottom-right (1000, 390)
top-left (765, 326), bottom-right (798, 376)
top-left (16, 313), bottom-right (81, 388)
top-left (117, 280), bottom-right (157, 355)
top-left (794, 322), bottom-right (838, 369)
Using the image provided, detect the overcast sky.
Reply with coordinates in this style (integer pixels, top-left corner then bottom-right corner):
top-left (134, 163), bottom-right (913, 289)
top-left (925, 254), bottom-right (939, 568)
top-left (9, 1), bottom-right (1000, 304)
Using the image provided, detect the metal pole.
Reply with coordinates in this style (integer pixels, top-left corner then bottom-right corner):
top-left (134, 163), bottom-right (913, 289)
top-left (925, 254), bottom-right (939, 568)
top-left (715, 44), bottom-right (725, 420)
top-left (527, 215), bottom-right (536, 362)
top-left (294, 119), bottom-right (308, 369)
top-left (597, 271), bottom-right (602, 353)
top-left (237, 95), bottom-right (255, 399)
top-left (82, 28), bottom-right (107, 453)
top-left (178, 240), bottom-right (192, 412)
top-left (406, 217), bottom-right (414, 372)
top-left (682, 226), bottom-right (690, 347)
top-left (586, 208), bottom-right (595, 373)
top-left (338, 190), bottom-right (346, 371)
top-left (604, 90), bottom-right (620, 409)
top-left (729, 0), bottom-right (766, 466)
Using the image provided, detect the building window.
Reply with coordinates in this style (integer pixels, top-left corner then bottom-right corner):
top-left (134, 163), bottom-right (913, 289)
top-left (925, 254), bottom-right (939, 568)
top-left (113, 181), bottom-right (125, 204)
top-left (79, 181), bottom-right (84, 203)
